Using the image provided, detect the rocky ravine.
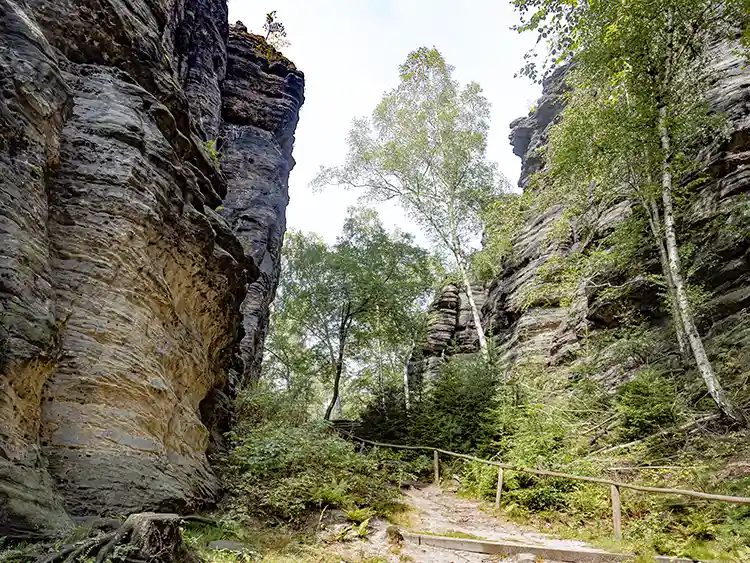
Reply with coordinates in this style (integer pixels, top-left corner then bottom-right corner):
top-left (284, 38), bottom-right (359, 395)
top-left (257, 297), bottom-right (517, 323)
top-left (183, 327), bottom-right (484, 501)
top-left (411, 42), bottom-right (750, 386)
top-left (0, 0), bottom-right (303, 539)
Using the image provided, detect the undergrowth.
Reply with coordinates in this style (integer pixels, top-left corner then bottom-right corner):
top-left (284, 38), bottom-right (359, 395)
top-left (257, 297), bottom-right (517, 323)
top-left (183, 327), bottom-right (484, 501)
top-left (455, 359), bottom-right (750, 562)
top-left (358, 338), bottom-right (750, 561)
top-left (220, 383), bottom-right (414, 526)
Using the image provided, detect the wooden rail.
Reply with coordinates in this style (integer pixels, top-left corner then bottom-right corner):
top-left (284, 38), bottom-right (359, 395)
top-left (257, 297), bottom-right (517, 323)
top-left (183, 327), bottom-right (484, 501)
top-left (351, 436), bottom-right (750, 541)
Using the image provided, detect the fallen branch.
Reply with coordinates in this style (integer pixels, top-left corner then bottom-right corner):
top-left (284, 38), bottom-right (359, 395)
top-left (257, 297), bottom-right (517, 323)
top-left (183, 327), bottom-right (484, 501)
top-left (587, 414), bottom-right (718, 457)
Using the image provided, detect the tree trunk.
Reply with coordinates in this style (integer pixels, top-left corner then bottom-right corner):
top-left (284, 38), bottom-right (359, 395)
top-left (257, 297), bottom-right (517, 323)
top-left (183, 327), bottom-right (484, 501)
top-left (645, 200), bottom-right (689, 358)
top-left (658, 106), bottom-right (745, 425)
top-left (403, 344), bottom-right (412, 411)
top-left (334, 394), bottom-right (343, 419)
top-left (449, 213), bottom-right (488, 357)
top-left (325, 305), bottom-right (350, 421)
top-left (461, 268), bottom-right (488, 357)
top-left (324, 359), bottom-right (344, 420)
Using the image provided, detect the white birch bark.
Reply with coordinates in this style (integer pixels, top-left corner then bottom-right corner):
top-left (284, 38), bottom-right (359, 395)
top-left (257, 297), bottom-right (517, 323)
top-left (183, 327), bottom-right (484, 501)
top-left (658, 105), bottom-right (745, 425)
top-left (461, 268), bottom-right (489, 357)
top-left (645, 200), bottom-right (689, 357)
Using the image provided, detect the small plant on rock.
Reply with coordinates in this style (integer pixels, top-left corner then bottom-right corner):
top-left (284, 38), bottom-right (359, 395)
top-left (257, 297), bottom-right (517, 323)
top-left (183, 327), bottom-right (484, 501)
top-left (264, 11), bottom-right (290, 50)
top-left (204, 139), bottom-right (221, 163)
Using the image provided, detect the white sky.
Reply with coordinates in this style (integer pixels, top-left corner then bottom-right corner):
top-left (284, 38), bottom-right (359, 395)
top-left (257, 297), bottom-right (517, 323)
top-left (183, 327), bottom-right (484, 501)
top-left (228, 0), bottom-right (541, 243)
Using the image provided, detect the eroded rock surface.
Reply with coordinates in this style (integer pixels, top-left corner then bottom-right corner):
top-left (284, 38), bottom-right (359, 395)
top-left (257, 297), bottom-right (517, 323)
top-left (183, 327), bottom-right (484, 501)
top-left (413, 42), bottom-right (750, 385)
top-left (220, 30), bottom-right (304, 385)
top-left (0, 0), bottom-right (302, 538)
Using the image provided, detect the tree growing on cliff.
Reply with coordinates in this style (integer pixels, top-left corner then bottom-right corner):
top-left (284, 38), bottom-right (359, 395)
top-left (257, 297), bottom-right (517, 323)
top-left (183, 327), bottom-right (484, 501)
top-left (263, 11), bottom-right (290, 50)
top-left (272, 208), bottom-right (435, 420)
top-left (513, 0), bottom-right (748, 424)
top-left (312, 47), bottom-right (508, 357)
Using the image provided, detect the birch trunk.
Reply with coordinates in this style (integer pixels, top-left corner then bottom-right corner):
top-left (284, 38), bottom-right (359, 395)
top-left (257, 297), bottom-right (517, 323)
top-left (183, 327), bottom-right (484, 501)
top-left (461, 268), bottom-right (489, 357)
top-left (658, 105), bottom-right (745, 425)
top-left (449, 212), bottom-right (488, 357)
top-left (645, 200), bottom-right (689, 358)
top-left (403, 344), bottom-right (412, 411)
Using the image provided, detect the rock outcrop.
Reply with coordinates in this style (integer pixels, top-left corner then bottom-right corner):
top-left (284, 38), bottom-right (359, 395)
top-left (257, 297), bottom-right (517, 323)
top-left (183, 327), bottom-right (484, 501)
top-left (220, 31), bottom-right (304, 386)
top-left (0, 1), bottom-right (303, 539)
top-left (413, 41), bottom-right (750, 386)
top-left (408, 284), bottom-right (487, 386)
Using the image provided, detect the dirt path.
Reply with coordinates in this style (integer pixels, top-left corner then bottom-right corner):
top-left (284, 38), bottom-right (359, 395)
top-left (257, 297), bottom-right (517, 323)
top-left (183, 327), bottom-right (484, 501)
top-left (403, 485), bottom-right (593, 550)
top-left (329, 484), bottom-right (604, 562)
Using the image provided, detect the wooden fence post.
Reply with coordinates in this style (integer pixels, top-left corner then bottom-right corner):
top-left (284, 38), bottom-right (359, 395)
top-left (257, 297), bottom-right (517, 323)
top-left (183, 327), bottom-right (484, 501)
top-left (495, 467), bottom-right (504, 510)
top-left (611, 484), bottom-right (622, 541)
top-left (433, 450), bottom-right (440, 486)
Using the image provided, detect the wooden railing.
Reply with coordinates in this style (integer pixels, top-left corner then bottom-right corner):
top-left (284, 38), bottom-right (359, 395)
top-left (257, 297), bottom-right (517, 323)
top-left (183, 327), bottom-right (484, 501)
top-left (350, 436), bottom-right (750, 541)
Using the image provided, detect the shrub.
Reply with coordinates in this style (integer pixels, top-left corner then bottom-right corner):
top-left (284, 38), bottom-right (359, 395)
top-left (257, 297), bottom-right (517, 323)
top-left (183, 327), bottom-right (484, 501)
top-left (233, 384), bottom-right (311, 429)
top-left (204, 140), bottom-right (221, 162)
top-left (224, 422), bottom-right (406, 524)
top-left (409, 354), bottom-right (499, 452)
top-left (357, 383), bottom-right (409, 443)
top-left (615, 369), bottom-right (684, 441)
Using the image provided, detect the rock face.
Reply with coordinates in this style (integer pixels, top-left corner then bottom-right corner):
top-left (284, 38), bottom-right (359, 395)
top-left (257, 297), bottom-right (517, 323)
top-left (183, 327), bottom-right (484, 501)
top-left (220, 32), bottom-right (304, 385)
top-left (408, 284), bottom-right (486, 386)
top-left (413, 42), bottom-right (750, 386)
top-left (409, 68), bottom-right (572, 382)
top-left (0, 1), bottom-right (303, 539)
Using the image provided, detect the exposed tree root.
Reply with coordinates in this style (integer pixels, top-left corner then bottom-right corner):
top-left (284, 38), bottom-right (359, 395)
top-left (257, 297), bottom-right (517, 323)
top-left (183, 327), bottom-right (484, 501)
top-left (33, 513), bottom-right (199, 563)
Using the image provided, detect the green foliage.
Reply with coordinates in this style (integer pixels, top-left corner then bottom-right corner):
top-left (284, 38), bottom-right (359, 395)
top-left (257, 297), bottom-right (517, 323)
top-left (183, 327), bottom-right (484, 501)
top-left (312, 47), bottom-right (508, 306)
top-left (234, 381), bottom-right (313, 429)
top-left (472, 191), bottom-right (533, 282)
top-left (615, 370), bottom-right (684, 441)
top-left (181, 519), bottom-right (340, 563)
top-left (225, 421), bottom-right (404, 524)
top-left (409, 355), bottom-right (499, 452)
top-left (512, 0), bottom-right (749, 424)
top-left (263, 11), bottom-right (289, 50)
top-left (344, 507), bottom-right (375, 524)
top-left (270, 207), bottom-right (436, 419)
top-left (357, 382), bottom-right (410, 443)
top-left (517, 211), bottom-right (655, 315)
top-left (204, 140), bottom-right (220, 162)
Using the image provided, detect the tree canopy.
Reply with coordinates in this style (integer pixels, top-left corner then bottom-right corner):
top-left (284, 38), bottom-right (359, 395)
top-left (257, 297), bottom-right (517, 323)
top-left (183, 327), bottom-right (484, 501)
top-left (268, 207), bottom-right (436, 419)
top-left (313, 47), bottom-right (509, 353)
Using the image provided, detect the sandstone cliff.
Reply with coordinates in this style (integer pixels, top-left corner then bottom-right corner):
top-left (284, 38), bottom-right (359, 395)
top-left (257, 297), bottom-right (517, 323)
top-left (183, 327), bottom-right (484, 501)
top-left (0, 1), bottom-right (303, 539)
top-left (412, 41), bottom-right (750, 389)
top-left (220, 30), bottom-right (304, 386)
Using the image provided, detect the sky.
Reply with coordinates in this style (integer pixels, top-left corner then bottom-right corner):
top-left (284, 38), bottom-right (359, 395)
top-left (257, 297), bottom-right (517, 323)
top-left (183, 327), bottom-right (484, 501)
top-left (228, 0), bottom-right (541, 244)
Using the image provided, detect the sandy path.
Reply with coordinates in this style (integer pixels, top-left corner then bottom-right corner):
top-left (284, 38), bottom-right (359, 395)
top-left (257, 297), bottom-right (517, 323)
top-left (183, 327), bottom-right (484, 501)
top-left (329, 484), bottom-right (604, 562)
top-left (403, 485), bottom-right (594, 550)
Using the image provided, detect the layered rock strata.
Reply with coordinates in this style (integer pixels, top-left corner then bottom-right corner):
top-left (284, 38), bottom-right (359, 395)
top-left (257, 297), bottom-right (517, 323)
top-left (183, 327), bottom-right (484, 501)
top-left (0, 1), bottom-right (302, 538)
top-left (412, 42), bottom-right (750, 383)
top-left (220, 31), bottom-right (304, 386)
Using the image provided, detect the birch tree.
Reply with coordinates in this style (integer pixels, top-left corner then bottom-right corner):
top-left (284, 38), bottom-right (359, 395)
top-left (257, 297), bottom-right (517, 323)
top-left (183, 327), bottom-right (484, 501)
top-left (513, 0), bottom-right (748, 424)
top-left (313, 47), bottom-right (507, 356)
